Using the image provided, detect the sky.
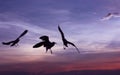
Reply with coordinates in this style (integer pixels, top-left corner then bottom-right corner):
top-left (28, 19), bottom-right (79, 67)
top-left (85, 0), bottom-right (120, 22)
top-left (0, 0), bottom-right (120, 74)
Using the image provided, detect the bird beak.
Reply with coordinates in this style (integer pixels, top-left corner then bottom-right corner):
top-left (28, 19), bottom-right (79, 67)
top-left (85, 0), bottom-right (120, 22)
top-left (55, 42), bottom-right (57, 44)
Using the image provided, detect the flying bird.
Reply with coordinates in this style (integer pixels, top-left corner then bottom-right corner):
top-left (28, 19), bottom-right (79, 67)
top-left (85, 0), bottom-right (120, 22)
top-left (2, 30), bottom-right (28, 47)
top-left (101, 12), bottom-right (120, 21)
top-left (33, 35), bottom-right (56, 54)
top-left (58, 25), bottom-right (80, 53)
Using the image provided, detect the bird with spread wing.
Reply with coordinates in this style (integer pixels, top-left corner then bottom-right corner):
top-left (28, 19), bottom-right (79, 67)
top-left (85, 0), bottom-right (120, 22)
top-left (58, 25), bottom-right (80, 53)
top-left (101, 12), bottom-right (120, 21)
top-left (2, 30), bottom-right (28, 47)
top-left (33, 35), bottom-right (56, 54)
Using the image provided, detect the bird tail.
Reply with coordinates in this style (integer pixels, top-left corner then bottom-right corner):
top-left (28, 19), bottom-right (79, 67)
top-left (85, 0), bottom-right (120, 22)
top-left (75, 46), bottom-right (80, 53)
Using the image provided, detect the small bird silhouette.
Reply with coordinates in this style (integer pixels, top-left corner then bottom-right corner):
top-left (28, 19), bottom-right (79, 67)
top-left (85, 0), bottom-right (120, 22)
top-left (33, 35), bottom-right (56, 54)
top-left (2, 30), bottom-right (28, 47)
top-left (101, 12), bottom-right (120, 21)
top-left (58, 25), bottom-right (80, 53)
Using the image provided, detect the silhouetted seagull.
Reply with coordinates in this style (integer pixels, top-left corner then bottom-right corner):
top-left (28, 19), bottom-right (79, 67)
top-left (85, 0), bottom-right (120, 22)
top-left (33, 35), bottom-right (56, 54)
top-left (58, 25), bottom-right (80, 53)
top-left (2, 30), bottom-right (28, 47)
top-left (101, 12), bottom-right (120, 21)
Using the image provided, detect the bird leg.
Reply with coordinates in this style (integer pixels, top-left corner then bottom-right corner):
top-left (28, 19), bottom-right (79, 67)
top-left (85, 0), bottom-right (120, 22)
top-left (46, 49), bottom-right (49, 53)
top-left (75, 47), bottom-right (80, 53)
top-left (63, 45), bottom-right (66, 50)
top-left (15, 43), bottom-right (19, 47)
top-left (50, 49), bottom-right (53, 54)
top-left (46, 50), bottom-right (47, 53)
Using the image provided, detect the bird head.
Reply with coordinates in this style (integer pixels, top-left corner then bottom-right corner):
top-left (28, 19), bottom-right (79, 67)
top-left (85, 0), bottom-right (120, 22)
top-left (40, 35), bottom-right (49, 41)
top-left (53, 42), bottom-right (57, 45)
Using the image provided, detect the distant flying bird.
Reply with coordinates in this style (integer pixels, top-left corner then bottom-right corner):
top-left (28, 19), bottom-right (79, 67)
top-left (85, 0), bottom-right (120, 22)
top-left (101, 12), bottom-right (120, 21)
top-left (33, 35), bottom-right (56, 54)
top-left (2, 30), bottom-right (28, 47)
top-left (58, 25), bottom-right (80, 53)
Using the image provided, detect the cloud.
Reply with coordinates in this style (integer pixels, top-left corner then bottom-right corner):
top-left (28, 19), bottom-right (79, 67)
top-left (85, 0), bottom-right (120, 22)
top-left (0, 12), bottom-right (60, 40)
top-left (106, 41), bottom-right (120, 49)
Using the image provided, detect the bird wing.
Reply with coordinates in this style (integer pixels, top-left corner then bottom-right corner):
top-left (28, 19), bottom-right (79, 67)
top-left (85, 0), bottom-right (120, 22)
top-left (33, 42), bottom-right (44, 48)
top-left (2, 39), bottom-right (19, 46)
top-left (17, 30), bottom-right (28, 39)
top-left (2, 41), bottom-right (14, 45)
top-left (58, 25), bottom-right (65, 40)
top-left (67, 41), bottom-right (80, 53)
top-left (40, 35), bottom-right (49, 42)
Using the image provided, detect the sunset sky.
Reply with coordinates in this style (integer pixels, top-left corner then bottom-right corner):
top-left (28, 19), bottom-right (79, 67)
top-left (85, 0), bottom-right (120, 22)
top-left (0, 0), bottom-right (120, 74)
